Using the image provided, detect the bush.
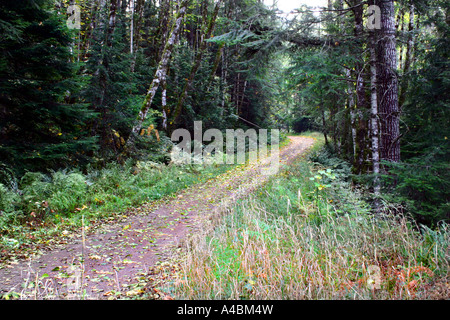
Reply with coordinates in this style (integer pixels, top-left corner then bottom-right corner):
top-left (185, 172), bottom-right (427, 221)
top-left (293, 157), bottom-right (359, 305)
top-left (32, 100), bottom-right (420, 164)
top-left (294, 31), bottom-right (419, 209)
top-left (0, 183), bottom-right (20, 214)
top-left (47, 171), bottom-right (87, 213)
top-left (0, 184), bottom-right (23, 235)
top-left (385, 157), bottom-right (450, 227)
top-left (308, 144), bottom-right (352, 180)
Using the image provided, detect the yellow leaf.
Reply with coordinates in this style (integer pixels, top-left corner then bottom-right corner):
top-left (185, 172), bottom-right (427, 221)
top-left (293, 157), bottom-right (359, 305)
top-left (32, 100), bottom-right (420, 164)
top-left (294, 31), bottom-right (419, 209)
top-left (126, 288), bottom-right (144, 296)
top-left (122, 259), bottom-right (135, 264)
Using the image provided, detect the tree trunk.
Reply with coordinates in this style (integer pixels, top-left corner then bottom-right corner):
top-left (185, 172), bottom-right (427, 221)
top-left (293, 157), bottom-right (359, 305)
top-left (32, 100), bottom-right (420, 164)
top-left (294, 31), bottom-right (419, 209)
top-left (397, 8), bottom-right (405, 71)
top-left (107, 0), bottom-right (118, 46)
top-left (377, 0), bottom-right (400, 163)
top-left (157, 0), bottom-right (172, 59)
top-left (351, 1), bottom-right (370, 174)
top-left (162, 77), bottom-right (168, 130)
top-left (346, 69), bottom-right (357, 161)
top-left (130, 0), bottom-right (134, 55)
top-left (126, 0), bottom-right (190, 147)
top-left (370, 22), bottom-right (381, 202)
top-left (207, 42), bottom-right (225, 88)
top-left (322, 110), bottom-right (329, 145)
top-left (130, 0), bottom-right (146, 72)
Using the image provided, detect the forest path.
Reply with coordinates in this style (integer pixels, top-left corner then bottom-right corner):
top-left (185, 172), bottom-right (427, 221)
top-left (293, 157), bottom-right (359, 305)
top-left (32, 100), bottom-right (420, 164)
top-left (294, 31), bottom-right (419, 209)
top-left (0, 136), bottom-right (314, 300)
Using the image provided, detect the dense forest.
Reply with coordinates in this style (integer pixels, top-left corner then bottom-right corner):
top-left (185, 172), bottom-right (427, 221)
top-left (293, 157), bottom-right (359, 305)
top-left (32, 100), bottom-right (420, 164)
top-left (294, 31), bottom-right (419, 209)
top-left (0, 0), bottom-right (448, 300)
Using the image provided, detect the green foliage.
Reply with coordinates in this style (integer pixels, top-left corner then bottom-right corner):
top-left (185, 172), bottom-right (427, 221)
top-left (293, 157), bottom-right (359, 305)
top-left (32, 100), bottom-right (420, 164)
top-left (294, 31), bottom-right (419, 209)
top-left (386, 158), bottom-right (450, 226)
top-left (0, 0), bottom-right (97, 174)
top-left (23, 171), bottom-right (87, 214)
top-left (387, 4), bottom-right (450, 226)
top-left (308, 144), bottom-right (352, 179)
top-left (0, 183), bottom-right (20, 214)
top-left (0, 157), bottom-right (235, 256)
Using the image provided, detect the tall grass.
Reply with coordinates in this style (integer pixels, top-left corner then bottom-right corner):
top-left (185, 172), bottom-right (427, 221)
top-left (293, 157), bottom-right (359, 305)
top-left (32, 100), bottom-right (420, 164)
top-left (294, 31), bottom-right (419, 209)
top-left (168, 137), bottom-right (449, 300)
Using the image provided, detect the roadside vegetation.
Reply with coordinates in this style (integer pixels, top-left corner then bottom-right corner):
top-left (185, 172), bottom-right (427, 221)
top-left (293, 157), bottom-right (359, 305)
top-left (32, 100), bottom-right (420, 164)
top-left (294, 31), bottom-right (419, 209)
top-left (0, 158), bottom-right (233, 262)
top-left (161, 134), bottom-right (449, 300)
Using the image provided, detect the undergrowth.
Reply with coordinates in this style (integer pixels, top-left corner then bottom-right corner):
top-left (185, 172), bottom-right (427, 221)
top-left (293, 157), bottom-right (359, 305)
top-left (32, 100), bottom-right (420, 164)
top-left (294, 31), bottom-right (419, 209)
top-left (0, 159), bottom-right (234, 261)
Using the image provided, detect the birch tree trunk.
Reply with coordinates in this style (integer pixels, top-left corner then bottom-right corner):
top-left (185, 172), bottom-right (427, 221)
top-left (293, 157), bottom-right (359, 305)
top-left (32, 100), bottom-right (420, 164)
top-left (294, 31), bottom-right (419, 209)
top-left (347, 69), bottom-right (357, 161)
top-left (126, 0), bottom-right (190, 147)
top-left (162, 77), bottom-right (168, 130)
top-left (130, 0), bottom-right (134, 55)
top-left (356, 5), bottom-right (369, 173)
top-left (370, 20), bottom-right (381, 201)
top-left (377, 0), bottom-right (400, 163)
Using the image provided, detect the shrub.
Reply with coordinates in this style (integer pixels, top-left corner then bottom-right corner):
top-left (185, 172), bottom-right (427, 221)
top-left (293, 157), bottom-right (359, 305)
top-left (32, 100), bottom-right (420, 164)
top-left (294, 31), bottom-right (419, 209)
top-left (0, 183), bottom-right (20, 214)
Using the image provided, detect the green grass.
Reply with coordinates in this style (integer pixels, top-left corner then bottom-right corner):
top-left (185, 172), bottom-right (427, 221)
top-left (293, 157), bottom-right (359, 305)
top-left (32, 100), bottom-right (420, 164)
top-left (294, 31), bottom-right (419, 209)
top-left (169, 135), bottom-right (449, 300)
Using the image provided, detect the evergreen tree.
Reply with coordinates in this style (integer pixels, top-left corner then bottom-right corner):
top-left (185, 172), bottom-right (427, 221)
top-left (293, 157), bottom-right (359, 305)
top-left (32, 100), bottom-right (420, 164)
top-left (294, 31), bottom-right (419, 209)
top-left (388, 2), bottom-right (450, 225)
top-left (83, 1), bottom-right (142, 160)
top-left (0, 0), bottom-right (96, 174)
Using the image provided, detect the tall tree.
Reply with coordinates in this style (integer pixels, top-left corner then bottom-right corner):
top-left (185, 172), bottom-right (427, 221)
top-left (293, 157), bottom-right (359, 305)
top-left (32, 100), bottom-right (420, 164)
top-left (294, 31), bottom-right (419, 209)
top-left (377, 0), bottom-right (400, 163)
top-left (126, 0), bottom-right (191, 147)
top-left (369, 4), bottom-right (381, 203)
top-left (0, 0), bottom-right (96, 173)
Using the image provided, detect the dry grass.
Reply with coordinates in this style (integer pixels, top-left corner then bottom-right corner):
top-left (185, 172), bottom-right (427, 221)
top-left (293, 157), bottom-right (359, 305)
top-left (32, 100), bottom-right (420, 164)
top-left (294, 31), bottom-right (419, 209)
top-left (173, 204), bottom-right (448, 300)
top-left (165, 143), bottom-right (449, 300)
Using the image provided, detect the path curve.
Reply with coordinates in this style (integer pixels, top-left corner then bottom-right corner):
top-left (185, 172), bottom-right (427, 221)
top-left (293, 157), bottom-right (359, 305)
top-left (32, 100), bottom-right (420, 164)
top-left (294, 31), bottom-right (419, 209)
top-left (0, 136), bottom-right (314, 299)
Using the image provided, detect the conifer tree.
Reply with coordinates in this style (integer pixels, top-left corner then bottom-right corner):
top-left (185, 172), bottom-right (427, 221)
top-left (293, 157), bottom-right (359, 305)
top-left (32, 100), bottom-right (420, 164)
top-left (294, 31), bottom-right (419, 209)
top-left (0, 0), bottom-right (96, 173)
